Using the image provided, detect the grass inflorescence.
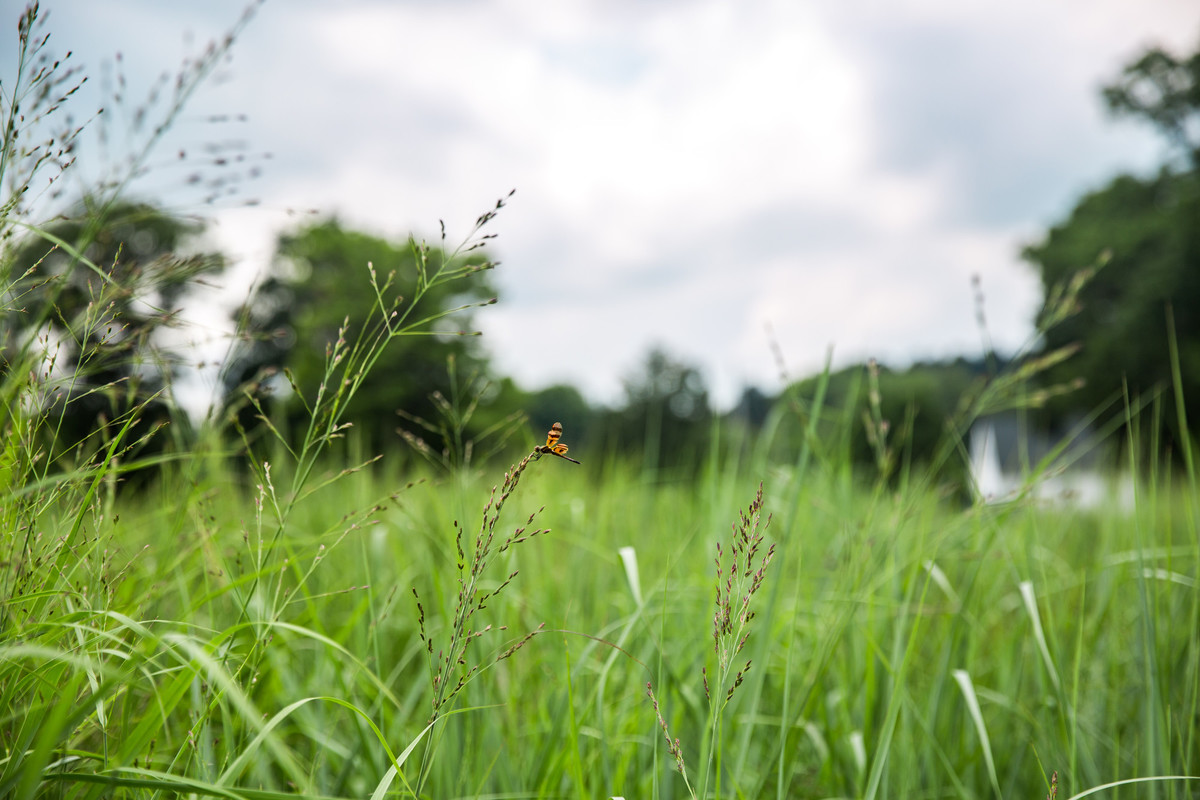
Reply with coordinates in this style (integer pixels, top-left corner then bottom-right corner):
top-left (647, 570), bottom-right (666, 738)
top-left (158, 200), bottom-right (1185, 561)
top-left (411, 446), bottom-right (552, 795)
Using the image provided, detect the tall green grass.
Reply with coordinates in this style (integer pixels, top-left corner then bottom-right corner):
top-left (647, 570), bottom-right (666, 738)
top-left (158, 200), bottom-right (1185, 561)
top-left (3, 384), bottom-right (1199, 798)
top-left (3, 186), bottom-right (1198, 795)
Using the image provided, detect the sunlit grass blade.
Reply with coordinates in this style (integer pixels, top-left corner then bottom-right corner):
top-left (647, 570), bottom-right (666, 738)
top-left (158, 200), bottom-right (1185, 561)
top-left (952, 669), bottom-right (1001, 799)
top-left (1019, 580), bottom-right (1062, 693)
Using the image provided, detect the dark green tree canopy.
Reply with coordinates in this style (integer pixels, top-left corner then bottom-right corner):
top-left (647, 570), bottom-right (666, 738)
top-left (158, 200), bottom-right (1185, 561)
top-left (223, 218), bottom-right (499, 453)
top-left (5, 200), bottom-right (221, 371)
top-left (1023, 168), bottom-right (1200, 431)
top-left (783, 358), bottom-right (982, 481)
top-left (1023, 32), bottom-right (1200, 449)
top-left (3, 199), bottom-right (223, 454)
top-left (1103, 37), bottom-right (1200, 166)
top-left (599, 347), bottom-right (712, 473)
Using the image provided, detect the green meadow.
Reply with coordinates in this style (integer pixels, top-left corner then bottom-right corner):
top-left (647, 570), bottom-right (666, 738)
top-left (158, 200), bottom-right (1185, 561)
top-left (3, 400), bottom-right (1199, 798)
top-left (4, 4), bottom-right (1200, 797)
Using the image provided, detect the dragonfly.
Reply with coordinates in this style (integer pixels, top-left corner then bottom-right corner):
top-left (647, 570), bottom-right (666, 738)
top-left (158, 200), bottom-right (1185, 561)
top-left (535, 421), bottom-right (580, 464)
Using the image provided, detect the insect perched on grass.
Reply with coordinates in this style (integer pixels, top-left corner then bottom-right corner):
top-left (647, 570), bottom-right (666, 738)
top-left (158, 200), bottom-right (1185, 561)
top-left (535, 421), bottom-right (580, 464)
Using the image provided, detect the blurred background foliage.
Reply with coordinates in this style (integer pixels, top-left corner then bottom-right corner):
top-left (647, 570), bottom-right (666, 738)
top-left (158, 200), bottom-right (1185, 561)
top-left (1022, 36), bottom-right (1200, 456)
top-left (2, 198), bottom-right (224, 465)
top-left (220, 218), bottom-right (506, 454)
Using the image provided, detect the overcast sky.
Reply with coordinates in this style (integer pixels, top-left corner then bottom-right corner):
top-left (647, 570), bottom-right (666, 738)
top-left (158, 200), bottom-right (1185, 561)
top-left (26, 0), bottom-right (1200, 409)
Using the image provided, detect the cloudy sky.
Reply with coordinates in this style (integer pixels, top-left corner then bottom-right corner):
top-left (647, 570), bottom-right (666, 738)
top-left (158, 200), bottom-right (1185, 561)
top-left (29, 0), bottom-right (1200, 409)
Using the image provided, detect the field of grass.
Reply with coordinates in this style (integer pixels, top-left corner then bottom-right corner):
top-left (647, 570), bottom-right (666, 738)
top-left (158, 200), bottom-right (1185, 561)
top-left (2, 188), bottom-right (1196, 796)
top-left (7, 6), bottom-right (1196, 792)
top-left (3, 405), bottom-right (1199, 799)
top-left (4, 2), bottom-right (1200, 793)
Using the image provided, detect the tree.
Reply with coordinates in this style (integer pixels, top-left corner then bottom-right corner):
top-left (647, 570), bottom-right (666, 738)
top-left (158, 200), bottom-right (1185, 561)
top-left (1102, 38), bottom-right (1200, 167)
top-left (1023, 170), bottom-right (1200, 428)
top-left (223, 218), bottom-right (503, 454)
top-left (600, 347), bottom-right (712, 473)
top-left (1023, 33), bottom-right (1200, 450)
top-left (780, 358), bottom-right (981, 485)
top-left (3, 199), bottom-right (223, 458)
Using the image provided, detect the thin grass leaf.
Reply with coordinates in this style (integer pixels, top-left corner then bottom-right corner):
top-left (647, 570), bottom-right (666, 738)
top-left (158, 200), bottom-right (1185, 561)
top-left (1019, 580), bottom-right (1062, 693)
top-left (952, 668), bottom-right (1001, 799)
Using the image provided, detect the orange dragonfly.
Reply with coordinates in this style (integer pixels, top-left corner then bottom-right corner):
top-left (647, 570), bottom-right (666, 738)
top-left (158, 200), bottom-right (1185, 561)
top-left (535, 421), bottom-right (580, 464)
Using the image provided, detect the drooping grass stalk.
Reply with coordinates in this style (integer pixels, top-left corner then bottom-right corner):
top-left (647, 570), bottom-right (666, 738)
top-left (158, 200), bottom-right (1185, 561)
top-left (410, 444), bottom-right (554, 796)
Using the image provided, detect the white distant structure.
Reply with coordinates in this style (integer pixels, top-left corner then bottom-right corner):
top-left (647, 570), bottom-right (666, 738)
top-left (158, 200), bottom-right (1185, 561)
top-left (970, 422), bottom-right (1008, 502)
top-left (968, 417), bottom-right (1133, 510)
